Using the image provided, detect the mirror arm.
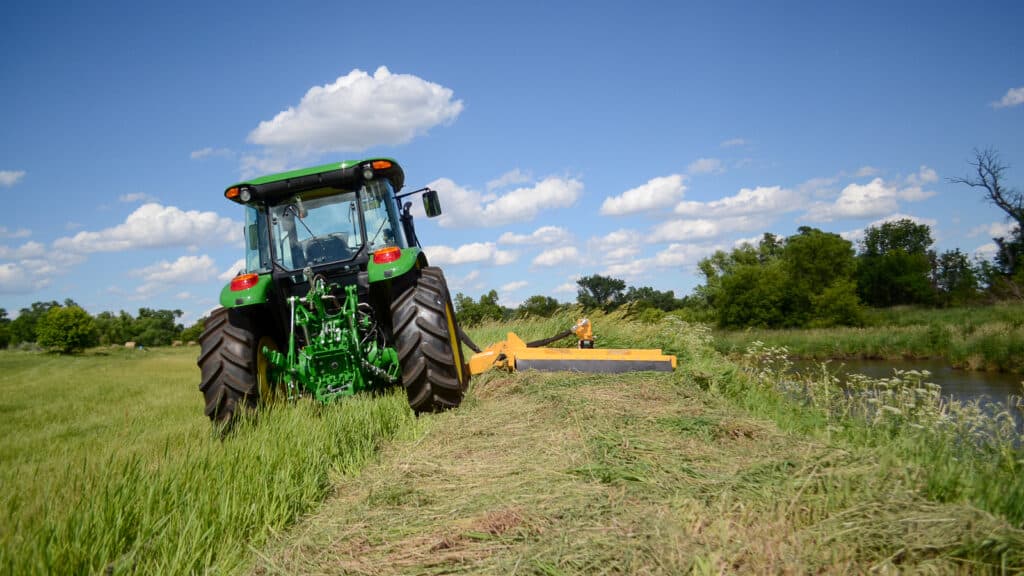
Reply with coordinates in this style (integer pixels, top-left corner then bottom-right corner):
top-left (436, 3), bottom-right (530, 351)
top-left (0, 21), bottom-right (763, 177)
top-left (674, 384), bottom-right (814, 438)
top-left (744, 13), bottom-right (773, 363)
top-left (394, 186), bottom-right (433, 201)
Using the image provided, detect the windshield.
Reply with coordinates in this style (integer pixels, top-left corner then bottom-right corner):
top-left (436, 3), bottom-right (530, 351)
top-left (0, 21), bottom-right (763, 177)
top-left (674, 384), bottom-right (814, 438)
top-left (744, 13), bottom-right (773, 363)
top-left (267, 180), bottom-right (405, 271)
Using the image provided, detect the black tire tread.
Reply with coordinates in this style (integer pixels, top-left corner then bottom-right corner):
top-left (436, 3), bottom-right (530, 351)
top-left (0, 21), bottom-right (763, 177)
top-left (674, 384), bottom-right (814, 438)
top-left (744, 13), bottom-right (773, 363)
top-left (390, 267), bottom-right (467, 413)
top-left (197, 307), bottom-right (261, 423)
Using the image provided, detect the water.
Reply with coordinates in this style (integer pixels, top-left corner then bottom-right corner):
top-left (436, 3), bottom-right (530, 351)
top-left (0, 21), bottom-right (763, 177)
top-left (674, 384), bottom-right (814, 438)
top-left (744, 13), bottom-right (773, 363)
top-left (792, 357), bottom-right (1024, 429)
top-left (792, 358), bottom-right (1022, 404)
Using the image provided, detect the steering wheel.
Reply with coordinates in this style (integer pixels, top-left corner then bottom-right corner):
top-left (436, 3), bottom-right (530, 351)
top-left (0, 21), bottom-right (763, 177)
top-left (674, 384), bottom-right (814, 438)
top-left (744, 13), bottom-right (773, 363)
top-left (304, 237), bottom-right (328, 264)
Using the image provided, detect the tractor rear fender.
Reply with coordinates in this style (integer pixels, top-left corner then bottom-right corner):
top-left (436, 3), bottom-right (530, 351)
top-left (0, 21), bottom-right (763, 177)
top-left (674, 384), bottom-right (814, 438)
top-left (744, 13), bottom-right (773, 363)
top-left (366, 246), bottom-right (424, 284)
top-left (220, 273), bottom-right (273, 308)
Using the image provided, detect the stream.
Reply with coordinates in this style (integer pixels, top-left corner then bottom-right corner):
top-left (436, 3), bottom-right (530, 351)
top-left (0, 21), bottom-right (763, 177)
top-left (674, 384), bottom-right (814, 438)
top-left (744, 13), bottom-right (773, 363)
top-left (792, 357), bottom-right (1024, 429)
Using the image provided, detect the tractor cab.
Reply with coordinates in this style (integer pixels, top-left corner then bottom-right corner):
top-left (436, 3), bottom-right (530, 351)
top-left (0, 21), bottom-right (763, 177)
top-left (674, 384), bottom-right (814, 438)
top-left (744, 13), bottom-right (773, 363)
top-left (225, 159), bottom-right (439, 301)
top-left (245, 178), bottom-right (407, 275)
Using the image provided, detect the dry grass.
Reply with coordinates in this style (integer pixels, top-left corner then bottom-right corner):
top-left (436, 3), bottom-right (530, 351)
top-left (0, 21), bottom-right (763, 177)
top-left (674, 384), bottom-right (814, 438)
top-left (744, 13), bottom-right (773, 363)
top-left (250, 365), bottom-right (1022, 574)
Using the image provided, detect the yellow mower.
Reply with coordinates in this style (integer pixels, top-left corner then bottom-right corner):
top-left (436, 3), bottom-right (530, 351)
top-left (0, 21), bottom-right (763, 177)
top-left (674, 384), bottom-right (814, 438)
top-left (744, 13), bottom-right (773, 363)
top-left (466, 319), bottom-right (677, 375)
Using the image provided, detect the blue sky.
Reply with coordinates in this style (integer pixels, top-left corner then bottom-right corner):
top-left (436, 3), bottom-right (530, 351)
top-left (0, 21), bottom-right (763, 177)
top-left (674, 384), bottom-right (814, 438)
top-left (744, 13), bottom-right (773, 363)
top-left (1, 1), bottom-right (1021, 324)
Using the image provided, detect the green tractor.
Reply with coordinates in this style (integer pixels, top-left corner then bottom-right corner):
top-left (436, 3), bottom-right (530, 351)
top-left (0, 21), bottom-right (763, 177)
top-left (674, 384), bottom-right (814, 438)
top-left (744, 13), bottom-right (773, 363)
top-left (197, 158), bottom-right (468, 424)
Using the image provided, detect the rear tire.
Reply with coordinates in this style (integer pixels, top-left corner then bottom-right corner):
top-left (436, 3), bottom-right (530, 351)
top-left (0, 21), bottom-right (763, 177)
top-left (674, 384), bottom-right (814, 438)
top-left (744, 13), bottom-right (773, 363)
top-left (390, 267), bottom-right (468, 413)
top-left (197, 307), bottom-right (277, 425)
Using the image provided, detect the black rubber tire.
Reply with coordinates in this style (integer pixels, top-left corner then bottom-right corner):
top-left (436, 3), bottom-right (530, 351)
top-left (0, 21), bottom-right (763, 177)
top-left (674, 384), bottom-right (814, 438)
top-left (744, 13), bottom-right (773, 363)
top-left (197, 307), bottom-right (268, 424)
top-left (390, 267), bottom-right (468, 413)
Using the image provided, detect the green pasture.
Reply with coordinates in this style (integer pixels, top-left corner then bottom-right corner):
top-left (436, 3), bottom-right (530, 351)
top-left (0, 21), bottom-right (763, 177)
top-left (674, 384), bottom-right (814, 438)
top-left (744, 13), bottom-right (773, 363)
top-left (1, 314), bottom-right (1022, 573)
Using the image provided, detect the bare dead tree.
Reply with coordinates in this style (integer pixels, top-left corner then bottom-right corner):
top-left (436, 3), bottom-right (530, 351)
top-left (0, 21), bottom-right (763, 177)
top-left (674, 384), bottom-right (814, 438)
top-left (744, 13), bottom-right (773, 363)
top-left (950, 148), bottom-right (1023, 274)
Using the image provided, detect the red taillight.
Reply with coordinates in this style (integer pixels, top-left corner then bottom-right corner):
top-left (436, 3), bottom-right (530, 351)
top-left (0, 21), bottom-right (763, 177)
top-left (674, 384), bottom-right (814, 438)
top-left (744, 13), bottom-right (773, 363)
top-left (230, 273), bottom-right (259, 291)
top-left (373, 246), bottom-right (401, 264)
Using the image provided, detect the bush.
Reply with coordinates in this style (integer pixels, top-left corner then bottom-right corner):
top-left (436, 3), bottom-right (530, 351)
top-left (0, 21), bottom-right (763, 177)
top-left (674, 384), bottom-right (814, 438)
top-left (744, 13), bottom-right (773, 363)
top-left (36, 306), bottom-right (98, 354)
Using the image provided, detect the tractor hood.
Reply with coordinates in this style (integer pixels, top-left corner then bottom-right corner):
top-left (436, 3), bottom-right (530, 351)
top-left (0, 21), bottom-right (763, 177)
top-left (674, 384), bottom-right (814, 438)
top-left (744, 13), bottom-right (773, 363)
top-left (224, 158), bottom-right (404, 205)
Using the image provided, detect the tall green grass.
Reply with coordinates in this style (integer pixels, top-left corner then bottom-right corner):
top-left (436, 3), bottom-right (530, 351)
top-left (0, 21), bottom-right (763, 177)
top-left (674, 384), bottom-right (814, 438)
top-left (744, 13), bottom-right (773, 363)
top-left (0, 348), bottom-right (422, 574)
top-left (738, 341), bottom-right (1024, 529)
top-left (713, 302), bottom-right (1024, 372)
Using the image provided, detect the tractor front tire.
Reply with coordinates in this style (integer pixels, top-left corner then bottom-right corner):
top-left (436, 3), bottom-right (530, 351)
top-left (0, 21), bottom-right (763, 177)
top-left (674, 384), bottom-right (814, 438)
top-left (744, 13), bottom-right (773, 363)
top-left (390, 267), bottom-right (468, 414)
top-left (197, 307), bottom-right (274, 425)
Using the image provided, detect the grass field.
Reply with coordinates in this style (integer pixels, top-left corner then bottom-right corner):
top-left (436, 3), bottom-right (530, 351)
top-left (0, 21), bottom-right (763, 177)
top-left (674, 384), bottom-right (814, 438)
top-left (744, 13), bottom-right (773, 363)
top-left (0, 347), bottom-right (422, 574)
top-left (713, 302), bottom-right (1024, 373)
top-left (1, 313), bottom-right (1022, 573)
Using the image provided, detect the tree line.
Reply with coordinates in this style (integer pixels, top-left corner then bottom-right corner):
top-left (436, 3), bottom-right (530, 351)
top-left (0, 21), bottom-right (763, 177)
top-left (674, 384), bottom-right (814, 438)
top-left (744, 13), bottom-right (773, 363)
top-left (0, 301), bottom-right (202, 354)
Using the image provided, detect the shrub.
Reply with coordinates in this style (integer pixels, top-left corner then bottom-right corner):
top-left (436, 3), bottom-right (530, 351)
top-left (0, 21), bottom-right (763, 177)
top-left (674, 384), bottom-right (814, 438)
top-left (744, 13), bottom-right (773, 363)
top-left (36, 306), bottom-right (98, 354)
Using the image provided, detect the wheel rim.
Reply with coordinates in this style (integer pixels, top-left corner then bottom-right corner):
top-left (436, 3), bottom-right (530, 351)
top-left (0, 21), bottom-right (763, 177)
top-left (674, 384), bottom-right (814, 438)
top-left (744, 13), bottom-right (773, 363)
top-left (445, 302), bottom-right (465, 385)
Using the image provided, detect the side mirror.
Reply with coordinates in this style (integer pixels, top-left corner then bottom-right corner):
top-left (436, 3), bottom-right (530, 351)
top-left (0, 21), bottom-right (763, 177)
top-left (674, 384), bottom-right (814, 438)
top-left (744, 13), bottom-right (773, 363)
top-left (423, 189), bottom-right (442, 218)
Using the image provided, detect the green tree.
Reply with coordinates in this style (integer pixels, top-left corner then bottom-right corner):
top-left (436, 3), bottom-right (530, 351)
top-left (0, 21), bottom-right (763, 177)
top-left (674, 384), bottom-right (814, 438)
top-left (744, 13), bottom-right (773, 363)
top-left (576, 274), bottom-right (626, 311)
top-left (782, 227), bottom-right (860, 324)
top-left (623, 286), bottom-right (681, 311)
top-left (808, 278), bottom-right (864, 327)
top-left (716, 261), bottom-right (789, 328)
top-left (699, 227), bottom-right (862, 328)
top-left (856, 219), bottom-right (935, 307)
top-left (932, 249), bottom-right (979, 306)
top-left (8, 301), bottom-right (61, 344)
top-left (517, 295), bottom-right (561, 318)
top-left (131, 308), bottom-right (184, 347)
top-left (180, 317), bottom-right (206, 343)
top-left (454, 290), bottom-right (506, 326)
top-left (36, 305), bottom-right (98, 354)
top-left (0, 308), bottom-right (10, 348)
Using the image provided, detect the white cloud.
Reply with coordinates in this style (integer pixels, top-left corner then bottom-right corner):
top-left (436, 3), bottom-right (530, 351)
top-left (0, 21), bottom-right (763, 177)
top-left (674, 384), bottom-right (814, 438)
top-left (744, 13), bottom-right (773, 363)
top-left (449, 269), bottom-right (483, 291)
top-left (602, 258), bottom-right (656, 280)
top-left (428, 176), bottom-right (582, 228)
top-left (803, 177), bottom-right (935, 222)
top-left (53, 203), bottom-right (241, 253)
top-left (239, 154), bottom-right (290, 180)
top-left (500, 280), bottom-right (528, 293)
top-left (0, 241), bottom-right (47, 260)
top-left (992, 86), bottom-right (1024, 109)
top-left (133, 255), bottom-right (219, 284)
top-left (654, 243), bottom-right (726, 267)
top-left (0, 170), bottom-right (26, 187)
top-left (423, 242), bottom-right (517, 266)
top-left (974, 242), bottom-right (998, 261)
top-left (498, 225), bottom-right (571, 245)
top-left (190, 147), bottom-right (232, 160)
top-left (649, 216), bottom-right (763, 242)
top-left (905, 165), bottom-right (938, 187)
top-left (119, 192), bottom-right (158, 203)
top-left (688, 158), bottom-right (724, 175)
top-left (219, 258), bottom-right (247, 281)
top-left (969, 221), bottom-right (1018, 239)
top-left (532, 246), bottom-right (580, 267)
top-left (674, 185), bottom-right (798, 218)
top-left (487, 169), bottom-right (532, 192)
top-left (0, 262), bottom-right (50, 293)
top-left (854, 166), bottom-right (880, 178)
top-left (600, 174), bottom-right (686, 216)
top-left (839, 213), bottom-right (939, 244)
top-left (248, 66), bottom-right (463, 156)
top-left (733, 235), bottom-right (763, 248)
top-left (0, 226), bottom-right (30, 239)
top-left (589, 229), bottom-right (643, 262)
top-left (553, 281), bottom-right (577, 294)
top-left (720, 138), bottom-right (746, 148)
top-left (130, 255), bottom-right (220, 299)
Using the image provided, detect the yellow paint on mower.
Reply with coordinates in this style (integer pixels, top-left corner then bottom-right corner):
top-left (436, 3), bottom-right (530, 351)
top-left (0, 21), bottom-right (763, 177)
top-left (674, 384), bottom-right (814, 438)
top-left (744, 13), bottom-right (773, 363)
top-left (467, 319), bottom-right (677, 375)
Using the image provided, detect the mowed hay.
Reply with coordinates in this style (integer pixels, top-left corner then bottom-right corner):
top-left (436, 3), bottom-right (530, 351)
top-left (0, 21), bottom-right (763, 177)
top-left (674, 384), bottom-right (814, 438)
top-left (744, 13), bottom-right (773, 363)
top-left (251, 368), bottom-right (1023, 574)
